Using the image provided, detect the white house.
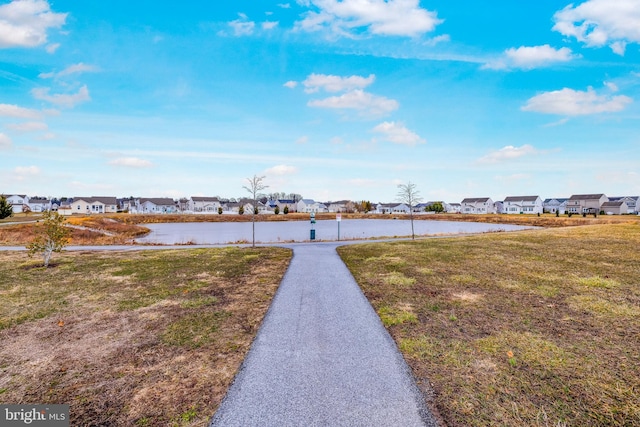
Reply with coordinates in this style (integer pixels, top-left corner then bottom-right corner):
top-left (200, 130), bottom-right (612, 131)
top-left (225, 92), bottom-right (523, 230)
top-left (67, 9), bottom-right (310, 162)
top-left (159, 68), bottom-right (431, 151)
top-left (137, 198), bottom-right (177, 214)
top-left (461, 197), bottom-right (496, 214)
top-left (375, 203), bottom-right (410, 214)
top-left (189, 196), bottom-right (221, 213)
top-left (71, 197), bottom-right (118, 214)
top-left (276, 199), bottom-right (297, 213)
top-left (297, 199), bottom-right (328, 213)
top-left (544, 198), bottom-right (568, 215)
top-left (28, 197), bottom-right (51, 212)
top-left (2, 194), bottom-right (29, 213)
top-left (503, 196), bottom-right (543, 214)
top-left (447, 203), bottom-right (461, 213)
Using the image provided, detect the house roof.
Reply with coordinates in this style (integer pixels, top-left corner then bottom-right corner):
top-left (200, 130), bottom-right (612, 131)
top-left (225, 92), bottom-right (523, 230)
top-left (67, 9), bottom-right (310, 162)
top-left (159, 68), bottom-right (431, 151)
top-left (140, 198), bottom-right (175, 206)
top-left (2, 194), bottom-right (27, 198)
top-left (504, 196), bottom-right (540, 202)
top-left (277, 199), bottom-right (295, 203)
top-left (191, 196), bottom-right (220, 202)
top-left (300, 199), bottom-right (316, 204)
top-left (29, 198), bottom-right (50, 203)
top-left (602, 201), bottom-right (626, 207)
top-left (544, 198), bottom-right (568, 203)
top-left (74, 196), bottom-right (118, 205)
top-left (568, 194), bottom-right (606, 200)
top-left (461, 197), bottom-right (492, 203)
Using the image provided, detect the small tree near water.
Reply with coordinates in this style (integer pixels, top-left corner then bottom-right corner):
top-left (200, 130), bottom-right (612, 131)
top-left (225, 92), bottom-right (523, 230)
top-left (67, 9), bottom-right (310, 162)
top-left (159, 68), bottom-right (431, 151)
top-left (243, 174), bottom-right (269, 248)
top-left (27, 210), bottom-right (70, 267)
top-left (397, 181), bottom-right (423, 240)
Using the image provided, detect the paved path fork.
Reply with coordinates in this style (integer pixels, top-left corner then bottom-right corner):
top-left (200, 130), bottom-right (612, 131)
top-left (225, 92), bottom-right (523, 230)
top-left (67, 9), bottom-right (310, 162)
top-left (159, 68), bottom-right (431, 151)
top-left (210, 243), bottom-right (438, 426)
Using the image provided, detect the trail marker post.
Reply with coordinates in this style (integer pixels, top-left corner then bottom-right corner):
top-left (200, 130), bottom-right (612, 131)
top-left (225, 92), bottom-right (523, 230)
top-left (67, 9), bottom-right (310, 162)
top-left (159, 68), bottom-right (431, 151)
top-left (336, 213), bottom-right (341, 241)
top-left (310, 212), bottom-right (316, 240)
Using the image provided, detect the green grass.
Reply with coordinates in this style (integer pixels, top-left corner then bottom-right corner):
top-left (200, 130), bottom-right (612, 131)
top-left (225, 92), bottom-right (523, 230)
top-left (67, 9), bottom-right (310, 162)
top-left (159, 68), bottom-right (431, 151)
top-left (339, 223), bottom-right (640, 427)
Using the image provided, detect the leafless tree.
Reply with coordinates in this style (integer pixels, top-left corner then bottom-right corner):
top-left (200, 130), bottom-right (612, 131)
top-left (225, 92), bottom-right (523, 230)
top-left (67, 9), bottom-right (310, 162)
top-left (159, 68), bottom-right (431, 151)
top-left (396, 181), bottom-right (423, 239)
top-left (243, 175), bottom-right (269, 247)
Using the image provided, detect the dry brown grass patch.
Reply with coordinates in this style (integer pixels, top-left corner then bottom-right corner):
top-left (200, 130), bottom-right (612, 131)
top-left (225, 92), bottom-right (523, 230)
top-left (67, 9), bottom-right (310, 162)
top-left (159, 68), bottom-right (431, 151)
top-left (0, 247), bottom-right (291, 426)
top-left (339, 223), bottom-right (640, 426)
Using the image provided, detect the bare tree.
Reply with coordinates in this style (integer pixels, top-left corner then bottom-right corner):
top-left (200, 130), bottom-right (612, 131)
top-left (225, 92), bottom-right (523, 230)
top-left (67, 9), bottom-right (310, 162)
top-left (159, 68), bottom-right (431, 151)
top-left (243, 175), bottom-right (269, 247)
top-left (396, 181), bottom-right (423, 239)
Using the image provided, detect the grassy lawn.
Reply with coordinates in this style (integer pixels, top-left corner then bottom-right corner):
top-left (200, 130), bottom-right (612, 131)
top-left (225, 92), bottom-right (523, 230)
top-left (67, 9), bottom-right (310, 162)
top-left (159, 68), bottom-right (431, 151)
top-left (0, 247), bottom-right (291, 426)
top-left (338, 223), bottom-right (640, 427)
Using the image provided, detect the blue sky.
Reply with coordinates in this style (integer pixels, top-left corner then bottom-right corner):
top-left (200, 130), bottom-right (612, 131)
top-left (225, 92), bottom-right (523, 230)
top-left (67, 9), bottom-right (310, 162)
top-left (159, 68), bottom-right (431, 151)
top-left (1, 0), bottom-right (639, 203)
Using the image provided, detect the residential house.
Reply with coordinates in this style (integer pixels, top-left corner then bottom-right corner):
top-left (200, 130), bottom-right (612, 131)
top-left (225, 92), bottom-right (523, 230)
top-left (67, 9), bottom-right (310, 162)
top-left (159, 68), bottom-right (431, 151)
top-left (28, 197), bottom-right (51, 212)
top-left (227, 199), bottom-right (256, 214)
top-left (71, 197), bottom-right (118, 214)
top-left (297, 199), bottom-right (328, 213)
top-left (189, 196), bottom-right (222, 213)
top-left (543, 198), bottom-right (568, 215)
top-left (327, 200), bottom-right (352, 213)
top-left (601, 200), bottom-right (629, 215)
top-left (57, 201), bottom-right (73, 216)
top-left (276, 199), bottom-right (297, 213)
top-left (461, 197), bottom-right (496, 214)
top-left (494, 201), bottom-right (505, 214)
top-left (375, 203), bottom-right (410, 214)
top-left (137, 198), bottom-right (177, 214)
top-left (609, 196), bottom-right (639, 214)
top-left (447, 203), bottom-right (461, 213)
top-left (2, 194), bottom-right (29, 213)
top-left (566, 194), bottom-right (608, 215)
top-left (503, 196), bottom-right (543, 215)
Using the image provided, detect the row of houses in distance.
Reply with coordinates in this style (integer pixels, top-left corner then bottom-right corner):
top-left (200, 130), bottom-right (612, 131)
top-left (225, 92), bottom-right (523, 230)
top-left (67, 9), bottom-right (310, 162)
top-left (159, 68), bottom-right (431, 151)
top-left (2, 193), bottom-right (639, 216)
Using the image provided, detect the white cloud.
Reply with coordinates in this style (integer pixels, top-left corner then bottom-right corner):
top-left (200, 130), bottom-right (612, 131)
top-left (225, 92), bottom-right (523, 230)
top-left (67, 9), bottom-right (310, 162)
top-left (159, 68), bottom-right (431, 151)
top-left (522, 87), bottom-right (632, 115)
top-left (39, 62), bottom-right (98, 79)
top-left (229, 15), bottom-right (255, 36)
top-left (283, 80), bottom-right (298, 89)
top-left (6, 121), bottom-right (48, 132)
top-left (0, 103), bottom-right (42, 119)
top-left (45, 42), bottom-right (59, 53)
top-left (308, 89), bottom-right (398, 117)
top-left (31, 85), bottom-right (90, 108)
top-left (483, 45), bottom-right (578, 70)
top-left (262, 21), bottom-right (279, 30)
top-left (14, 165), bottom-right (40, 175)
top-left (604, 81), bottom-right (619, 92)
top-left (553, 0), bottom-right (640, 55)
top-left (424, 34), bottom-right (450, 47)
top-left (372, 121), bottom-right (425, 146)
top-left (477, 145), bottom-right (538, 164)
top-left (0, 133), bottom-right (12, 149)
top-left (266, 164), bottom-right (299, 176)
top-left (302, 73), bottom-right (375, 93)
top-left (278, 3), bottom-right (291, 8)
top-left (295, 136), bottom-right (308, 144)
top-left (295, 0), bottom-right (442, 38)
top-left (108, 157), bottom-right (153, 168)
top-left (0, 0), bottom-right (67, 49)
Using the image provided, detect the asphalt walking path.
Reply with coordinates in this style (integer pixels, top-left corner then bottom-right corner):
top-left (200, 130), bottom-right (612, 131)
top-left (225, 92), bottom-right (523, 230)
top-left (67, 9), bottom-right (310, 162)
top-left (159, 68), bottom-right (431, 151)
top-left (209, 242), bottom-right (438, 426)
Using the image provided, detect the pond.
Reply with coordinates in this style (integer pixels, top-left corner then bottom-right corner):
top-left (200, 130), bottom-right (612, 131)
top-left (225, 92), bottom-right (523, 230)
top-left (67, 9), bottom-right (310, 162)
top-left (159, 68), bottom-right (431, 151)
top-left (135, 219), bottom-right (533, 245)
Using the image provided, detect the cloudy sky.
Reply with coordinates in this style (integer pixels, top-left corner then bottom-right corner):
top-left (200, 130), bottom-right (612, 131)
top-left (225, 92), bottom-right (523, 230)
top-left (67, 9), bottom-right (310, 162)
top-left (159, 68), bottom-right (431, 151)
top-left (1, 0), bottom-right (639, 203)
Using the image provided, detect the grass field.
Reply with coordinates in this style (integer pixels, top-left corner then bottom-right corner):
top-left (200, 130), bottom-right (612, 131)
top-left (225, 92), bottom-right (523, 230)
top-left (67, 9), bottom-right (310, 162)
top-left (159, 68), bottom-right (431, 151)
top-left (0, 247), bottom-right (291, 426)
top-left (338, 223), bottom-right (640, 426)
